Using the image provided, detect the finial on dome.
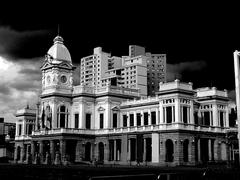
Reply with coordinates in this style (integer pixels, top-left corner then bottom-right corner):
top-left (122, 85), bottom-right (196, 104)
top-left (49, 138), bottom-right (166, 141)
top-left (53, 35), bottom-right (64, 44)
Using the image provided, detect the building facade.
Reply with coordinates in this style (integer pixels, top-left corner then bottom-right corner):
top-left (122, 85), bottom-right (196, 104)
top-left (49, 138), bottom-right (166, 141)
top-left (13, 36), bottom-right (237, 166)
top-left (80, 45), bottom-right (166, 97)
top-left (0, 118), bottom-right (15, 162)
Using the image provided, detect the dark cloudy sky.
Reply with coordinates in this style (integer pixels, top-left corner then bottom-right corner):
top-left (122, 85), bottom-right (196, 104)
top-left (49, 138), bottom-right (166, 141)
top-left (0, 2), bottom-right (239, 122)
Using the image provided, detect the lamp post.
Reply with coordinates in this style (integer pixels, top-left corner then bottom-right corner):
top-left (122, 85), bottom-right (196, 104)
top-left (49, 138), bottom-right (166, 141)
top-left (36, 101), bottom-right (40, 131)
top-left (233, 50), bottom-right (240, 164)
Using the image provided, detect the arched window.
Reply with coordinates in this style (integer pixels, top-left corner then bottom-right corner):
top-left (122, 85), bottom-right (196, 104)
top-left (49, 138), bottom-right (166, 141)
top-left (57, 105), bottom-right (68, 128)
top-left (85, 142), bottom-right (91, 161)
top-left (46, 105), bottom-right (52, 129)
top-left (16, 146), bottom-right (21, 161)
top-left (183, 139), bottom-right (189, 162)
top-left (98, 142), bottom-right (104, 161)
top-left (166, 139), bottom-right (174, 162)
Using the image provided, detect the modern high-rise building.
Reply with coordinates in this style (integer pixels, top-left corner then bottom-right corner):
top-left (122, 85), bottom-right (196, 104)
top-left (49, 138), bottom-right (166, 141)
top-left (129, 45), bottom-right (167, 96)
top-left (80, 47), bottom-right (148, 96)
top-left (80, 45), bottom-right (166, 97)
top-left (13, 35), bottom-right (238, 166)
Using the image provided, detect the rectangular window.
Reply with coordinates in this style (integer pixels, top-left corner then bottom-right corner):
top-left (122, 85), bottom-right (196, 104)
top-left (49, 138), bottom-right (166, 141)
top-left (166, 106), bottom-right (172, 123)
top-left (75, 113), bottom-right (79, 128)
top-left (194, 112), bottom-right (198, 125)
top-left (144, 112), bottom-right (148, 125)
top-left (100, 113), bottom-right (104, 129)
top-left (86, 113), bottom-right (91, 129)
top-left (137, 113), bottom-right (141, 126)
top-left (183, 107), bottom-right (188, 124)
top-left (18, 124), bottom-right (22, 136)
top-left (204, 111), bottom-right (210, 126)
top-left (28, 124), bottom-right (33, 135)
top-left (113, 113), bottom-right (117, 128)
top-left (130, 114), bottom-right (134, 126)
top-left (151, 111), bottom-right (156, 125)
top-left (123, 115), bottom-right (128, 127)
top-left (220, 111), bottom-right (224, 127)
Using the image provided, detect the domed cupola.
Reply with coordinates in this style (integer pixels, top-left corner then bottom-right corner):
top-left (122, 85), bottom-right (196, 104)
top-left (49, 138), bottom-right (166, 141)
top-left (47, 35), bottom-right (72, 62)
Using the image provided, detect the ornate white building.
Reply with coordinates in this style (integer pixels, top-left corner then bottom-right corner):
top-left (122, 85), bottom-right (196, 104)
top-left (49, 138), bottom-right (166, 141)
top-left (13, 35), bottom-right (238, 166)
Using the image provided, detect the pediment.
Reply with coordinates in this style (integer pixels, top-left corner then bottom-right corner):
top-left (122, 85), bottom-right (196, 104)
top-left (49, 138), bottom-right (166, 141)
top-left (41, 61), bottom-right (53, 70)
top-left (112, 106), bottom-right (119, 111)
top-left (98, 106), bottom-right (105, 111)
top-left (59, 62), bottom-right (73, 69)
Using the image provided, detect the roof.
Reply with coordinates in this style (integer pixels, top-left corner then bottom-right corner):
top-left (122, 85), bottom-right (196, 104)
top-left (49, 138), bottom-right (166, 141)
top-left (47, 36), bottom-right (71, 62)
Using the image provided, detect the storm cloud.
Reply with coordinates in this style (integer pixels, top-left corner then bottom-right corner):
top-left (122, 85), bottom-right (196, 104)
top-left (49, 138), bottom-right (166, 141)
top-left (0, 27), bottom-right (50, 60)
top-left (167, 61), bottom-right (207, 82)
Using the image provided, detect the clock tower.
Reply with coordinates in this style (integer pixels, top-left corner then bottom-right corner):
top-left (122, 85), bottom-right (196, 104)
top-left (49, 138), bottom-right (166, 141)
top-left (41, 35), bottom-right (75, 95)
top-left (38, 35), bottom-right (75, 130)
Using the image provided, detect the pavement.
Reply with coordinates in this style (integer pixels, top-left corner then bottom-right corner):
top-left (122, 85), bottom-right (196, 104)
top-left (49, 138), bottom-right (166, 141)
top-left (0, 163), bottom-right (239, 180)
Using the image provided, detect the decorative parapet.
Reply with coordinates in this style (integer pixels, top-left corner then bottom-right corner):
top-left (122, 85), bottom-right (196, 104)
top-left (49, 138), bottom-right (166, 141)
top-left (15, 107), bottom-right (36, 117)
top-left (73, 84), bottom-right (140, 96)
top-left (159, 79), bottom-right (193, 92)
top-left (30, 123), bottom-right (233, 137)
top-left (15, 135), bottom-right (32, 141)
top-left (196, 87), bottom-right (228, 98)
top-left (121, 95), bottom-right (159, 106)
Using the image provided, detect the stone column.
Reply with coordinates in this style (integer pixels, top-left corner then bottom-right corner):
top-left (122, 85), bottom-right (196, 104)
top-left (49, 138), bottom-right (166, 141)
top-left (140, 110), bottom-right (144, 126)
top-left (148, 109), bottom-right (151, 125)
top-left (174, 140), bottom-right (181, 165)
top-left (187, 107), bottom-right (190, 123)
top-left (159, 101), bottom-right (164, 124)
top-left (225, 109), bottom-right (229, 127)
top-left (39, 141), bottom-right (44, 163)
top-left (50, 140), bottom-right (55, 163)
top-left (143, 138), bottom-right (146, 162)
top-left (164, 107), bottom-right (167, 123)
top-left (159, 139), bottom-right (165, 165)
top-left (134, 112), bottom-right (137, 127)
top-left (156, 108), bottom-right (159, 125)
top-left (20, 146), bottom-right (25, 163)
top-left (101, 142), bottom-right (106, 162)
top-left (26, 144), bottom-right (32, 164)
top-left (208, 139), bottom-right (212, 161)
top-left (60, 140), bottom-right (66, 163)
top-left (119, 112), bottom-right (123, 127)
top-left (189, 138), bottom-right (196, 165)
top-left (121, 135), bottom-right (128, 163)
top-left (128, 139), bottom-right (131, 162)
top-left (175, 99), bottom-right (181, 123)
top-left (106, 101), bottom-right (111, 129)
top-left (114, 140), bottom-right (117, 161)
top-left (22, 120), bottom-right (26, 136)
top-left (127, 112), bottom-right (130, 127)
top-left (198, 139), bottom-right (201, 163)
top-left (210, 111), bottom-right (213, 126)
top-left (172, 106), bottom-right (175, 123)
top-left (31, 141), bottom-right (35, 158)
top-left (14, 145), bottom-right (18, 163)
top-left (79, 101), bottom-right (85, 128)
top-left (212, 104), bottom-right (218, 126)
top-left (190, 101), bottom-right (194, 124)
top-left (75, 140), bottom-right (82, 162)
top-left (31, 141), bottom-right (36, 163)
top-left (152, 133), bottom-right (159, 163)
top-left (35, 102), bottom-right (40, 130)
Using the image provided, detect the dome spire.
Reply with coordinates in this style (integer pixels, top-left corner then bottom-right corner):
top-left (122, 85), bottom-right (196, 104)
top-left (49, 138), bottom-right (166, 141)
top-left (57, 24), bottom-right (60, 36)
top-left (53, 24), bottom-right (63, 44)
